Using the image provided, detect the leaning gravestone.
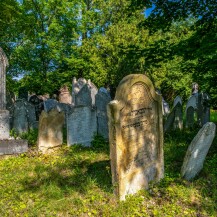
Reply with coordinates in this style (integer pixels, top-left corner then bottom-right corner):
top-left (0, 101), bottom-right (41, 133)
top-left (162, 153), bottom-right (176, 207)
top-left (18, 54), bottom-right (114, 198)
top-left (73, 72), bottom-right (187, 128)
top-left (107, 74), bottom-right (164, 200)
top-left (186, 95), bottom-right (197, 128)
top-left (95, 91), bottom-right (111, 139)
top-left (67, 106), bottom-right (97, 146)
top-left (38, 109), bottom-right (65, 154)
top-left (181, 122), bottom-right (216, 180)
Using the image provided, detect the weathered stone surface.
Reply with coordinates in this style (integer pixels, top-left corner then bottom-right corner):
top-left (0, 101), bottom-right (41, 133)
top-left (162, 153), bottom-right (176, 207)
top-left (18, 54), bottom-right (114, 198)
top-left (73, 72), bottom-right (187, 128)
top-left (0, 110), bottom-right (10, 139)
top-left (181, 122), bottom-right (216, 180)
top-left (186, 95), bottom-right (197, 128)
top-left (107, 74), bottom-right (164, 200)
top-left (173, 102), bottom-right (183, 130)
top-left (13, 100), bottom-right (28, 134)
top-left (0, 139), bottom-right (28, 155)
top-left (67, 106), bottom-right (97, 146)
top-left (72, 78), bottom-right (98, 107)
top-left (162, 99), bottom-right (170, 116)
top-left (43, 99), bottom-right (59, 113)
top-left (95, 91), bottom-right (111, 139)
top-left (0, 47), bottom-right (8, 110)
top-left (163, 109), bottom-right (175, 133)
top-left (38, 109), bottom-right (65, 154)
top-left (59, 85), bottom-right (72, 104)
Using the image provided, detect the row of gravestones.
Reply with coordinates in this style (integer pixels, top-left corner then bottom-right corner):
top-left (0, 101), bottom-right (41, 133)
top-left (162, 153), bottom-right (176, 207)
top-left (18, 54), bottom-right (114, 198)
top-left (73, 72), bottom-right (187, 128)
top-left (163, 92), bottom-right (210, 133)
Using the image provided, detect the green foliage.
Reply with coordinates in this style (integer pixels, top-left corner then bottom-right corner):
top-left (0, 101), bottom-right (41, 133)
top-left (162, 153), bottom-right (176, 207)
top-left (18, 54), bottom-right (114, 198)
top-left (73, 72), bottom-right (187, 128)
top-left (19, 129), bottom-right (38, 147)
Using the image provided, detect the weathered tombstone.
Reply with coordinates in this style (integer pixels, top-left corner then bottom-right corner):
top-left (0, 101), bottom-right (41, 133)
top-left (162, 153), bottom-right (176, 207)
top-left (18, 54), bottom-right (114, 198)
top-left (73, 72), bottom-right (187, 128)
top-left (75, 84), bottom-right (92, 107)
top-left (72, 78), bottom-right (98, 107)
top-left (162, 99), bottom-right (170, 116)
top-left (59, 85), bottom-right (72, 104)
top-left (38, 109), bottom-right (65, 154)
top-left (107, 74), bottom-right (164, 200)
top-left (181, 122), bottom-right (216, 180)
top-left (163, 109), bottom-right (175, 133)
top-left (43, 99), bottom-right (59, 113)
top-left (72, 77), bottom-right (87, 106)
top-left (0, 48), bottom-right (28, 155)
top-left (185, 95), bottom-right (197, 128)
top-left (13, 100), bottom-right (28, 134)
top-left (95, 91), bottom-right (111, 139)
top-left (173, 96), bottom-right (183, 130)
top-left (26, 102), bottom-right (37, 129)
top-left (29, 95), bottom-right (43, 121)
top-left (0, 110), bottom-right (10, 139)
top-left (67, 106), bottom-right (97, 146)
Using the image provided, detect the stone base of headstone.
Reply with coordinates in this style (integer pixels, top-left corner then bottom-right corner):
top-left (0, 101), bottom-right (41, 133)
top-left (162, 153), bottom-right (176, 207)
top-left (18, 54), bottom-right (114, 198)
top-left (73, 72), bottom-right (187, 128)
top-left (0, 110), bottom-right (10, 139)
top-left (0, 139), bottom-right (28, 155)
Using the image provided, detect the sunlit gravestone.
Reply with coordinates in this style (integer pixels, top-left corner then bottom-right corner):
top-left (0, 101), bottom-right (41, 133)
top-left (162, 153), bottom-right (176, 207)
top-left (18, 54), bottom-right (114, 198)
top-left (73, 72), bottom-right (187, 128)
top-left (181, 122), bottom-right (216, 180)
top-left (107, 74), bottom-right (164, 200)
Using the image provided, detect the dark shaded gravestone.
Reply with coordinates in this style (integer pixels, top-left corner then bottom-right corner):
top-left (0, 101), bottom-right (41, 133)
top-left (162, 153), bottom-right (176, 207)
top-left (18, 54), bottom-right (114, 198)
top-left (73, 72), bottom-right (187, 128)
top-left (164, 96), bottom-right (183, 132)
top-left (95, 91), bottom-right (111, 139)
top-left (173, 96), bottom-right (183, 130)
top-left (18, 86), bottom-right (28, 101)
top-left (29, 95), bottom-right (43, 121)
top-left (72, 78), bottom-right (98, 107)
top-left (0, 48), bottom-right (28, 155)
top-left (38, 109), bottom-right (65, 154)
top-left (67, 106), bottom-right (97, 146)
top-left (12, 99), bottom-right (37, 134)
top-left (107, 74), bottom-right (164, 200)
top-left (59, 85), bottom-right (72, 104)
top-left (185, 95), bottom-right (197, 128)
top-left (181, 122), bottom-right (216, 180)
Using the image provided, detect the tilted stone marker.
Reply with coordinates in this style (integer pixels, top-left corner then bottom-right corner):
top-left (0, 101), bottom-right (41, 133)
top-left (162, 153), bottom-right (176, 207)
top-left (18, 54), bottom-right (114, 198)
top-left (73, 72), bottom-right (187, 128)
top-left (95, 91), bottom-right (111, 139)
top-left (0, 47), bottom-right (28, 155)
top-left (107, 74), bottom-right (164, 200)
top-left (38, 109), bottom-right (65, 154)
top-left (181, 122), bottom-right (216, 180)
top-left (67, 106), bottom-right (97, 146)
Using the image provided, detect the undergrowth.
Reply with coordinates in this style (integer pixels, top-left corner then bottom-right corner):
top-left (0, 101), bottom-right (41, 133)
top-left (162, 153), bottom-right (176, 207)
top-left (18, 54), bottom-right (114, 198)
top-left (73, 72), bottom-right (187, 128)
top-left (1, 127), bottom-right (216, 216)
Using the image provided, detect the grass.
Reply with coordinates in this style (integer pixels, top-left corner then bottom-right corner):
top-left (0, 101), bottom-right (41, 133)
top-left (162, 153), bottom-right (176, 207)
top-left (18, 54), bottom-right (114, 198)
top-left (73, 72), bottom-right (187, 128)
top-left (0, 127), bottom-right (217, 216)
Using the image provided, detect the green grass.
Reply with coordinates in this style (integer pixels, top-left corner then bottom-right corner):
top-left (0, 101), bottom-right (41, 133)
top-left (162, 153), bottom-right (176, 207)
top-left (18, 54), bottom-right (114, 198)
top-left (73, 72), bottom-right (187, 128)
top-left (0, 130), bottom-right (217, 216)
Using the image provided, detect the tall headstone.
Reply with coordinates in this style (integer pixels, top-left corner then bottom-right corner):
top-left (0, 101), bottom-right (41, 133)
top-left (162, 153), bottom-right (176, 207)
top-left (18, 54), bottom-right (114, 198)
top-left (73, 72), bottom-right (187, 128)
top-left (0, 48), bottom-right (10, 139)
top-left (107, 74), bottom-right (164, 200)
top-left (0, 48), bottom-right (28, 155)
top-left (181, 122), bottom-right (216, 180)
top-left (67, 106), bottom-right (97, 146)
top-left (186, 95), bottom-right (197, 128)
top-left (95, 91), bottom-right (111, 139)
top-left (59, 85), bottom-right (72, 104)
top-left (0, 48), bottom-right (8, 110)
top-left (38, 109), bottom-right (65, 154)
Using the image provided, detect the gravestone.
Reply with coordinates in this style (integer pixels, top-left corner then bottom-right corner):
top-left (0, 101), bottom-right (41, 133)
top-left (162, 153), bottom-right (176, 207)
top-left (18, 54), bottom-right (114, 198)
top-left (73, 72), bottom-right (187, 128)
top-left (38, 109), bottom-right (65, 154)
top-left (0, 47), bottom-right (28, 155)
top-left (173, 96), bottom-right (183, 130)
top-left (163, 109), bottom-right (175, 133)
top-left (59, 85), bottom-right (72, 104)
top-left (0, 110), bottom-right (10, 139)
top-left (29, 95), bottom-right (43, 121)
top-left (43, 99), bottom-right (59, 113)
top-left (72, 78), bottom-right (98, 107)
top-left (162, 99), bottom-right (170, 116)
top-left (186, 95), bottom-right (197, 128)
top-left (13, 100), bottom-right (29, 134)
top-left (107, 74), bottom-right (164, 200)
top-left (67, 106), bottom-right (97, 146)
top-left (95, 91), bottom-right (111, 139)
top-left (181, 122), bottom-right (216, 180)
top-left (18, 86), bottom-right (28, 101)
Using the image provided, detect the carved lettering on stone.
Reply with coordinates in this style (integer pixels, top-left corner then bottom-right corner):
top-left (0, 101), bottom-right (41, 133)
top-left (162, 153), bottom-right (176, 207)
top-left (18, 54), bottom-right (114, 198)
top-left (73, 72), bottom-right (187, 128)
top-left (108, 74), bottom-right (164, 200)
